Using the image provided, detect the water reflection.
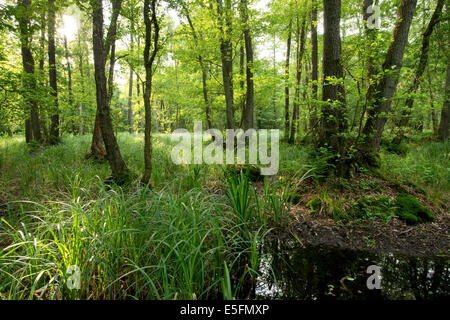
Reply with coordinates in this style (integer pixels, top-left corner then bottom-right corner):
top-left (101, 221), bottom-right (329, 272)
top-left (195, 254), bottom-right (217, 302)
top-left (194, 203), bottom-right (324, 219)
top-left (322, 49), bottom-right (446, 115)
top-left (254, 239), bottom-right (449, 300)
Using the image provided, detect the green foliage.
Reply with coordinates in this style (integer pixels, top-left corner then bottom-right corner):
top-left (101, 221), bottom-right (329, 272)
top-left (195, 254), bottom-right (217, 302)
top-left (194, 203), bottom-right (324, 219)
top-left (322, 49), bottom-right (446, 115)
top-left (349, 195), bottom-right (398, 223)
top-left (0, 134), bottom-right (275, 300)
top-left (395, 194), bottom-right (435, 225)
top-left (381, 141), bottom-right (449, 201)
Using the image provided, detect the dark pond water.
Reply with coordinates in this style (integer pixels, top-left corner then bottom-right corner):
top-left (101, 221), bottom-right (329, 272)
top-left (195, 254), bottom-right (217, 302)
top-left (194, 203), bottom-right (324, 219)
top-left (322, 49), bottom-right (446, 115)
top-left (251, 239), bottom-right (449, 300)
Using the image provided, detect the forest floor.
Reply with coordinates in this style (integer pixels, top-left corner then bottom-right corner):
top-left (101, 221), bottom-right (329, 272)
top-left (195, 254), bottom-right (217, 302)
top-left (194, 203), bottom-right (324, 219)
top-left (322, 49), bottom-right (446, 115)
top-left (279, 174), bottom-right (449, 257)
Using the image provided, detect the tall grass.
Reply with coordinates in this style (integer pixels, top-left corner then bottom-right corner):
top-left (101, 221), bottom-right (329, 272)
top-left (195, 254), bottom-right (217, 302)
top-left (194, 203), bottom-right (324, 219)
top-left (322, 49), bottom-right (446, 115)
top-left (0, 134), bottom-right (282, 299)
top-left (381, 141), bottom-right (449, 203)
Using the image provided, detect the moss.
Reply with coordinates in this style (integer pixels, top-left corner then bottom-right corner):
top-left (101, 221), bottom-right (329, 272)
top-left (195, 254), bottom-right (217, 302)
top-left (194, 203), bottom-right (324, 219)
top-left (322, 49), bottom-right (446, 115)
top-left (395, 193), bottom-right (435, 225)
top-left (365, 152), bottom-right (381, 169)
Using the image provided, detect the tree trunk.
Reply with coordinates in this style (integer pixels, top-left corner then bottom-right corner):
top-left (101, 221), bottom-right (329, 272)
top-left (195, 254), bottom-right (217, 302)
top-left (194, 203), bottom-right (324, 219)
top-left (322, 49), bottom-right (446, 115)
top-left (77, 32), bottom-right (85, 135)
top-left (142, 0), bottom-right (159, 185)
top-left (127, 67), bottom-right (134, 133)
top-left (239, 38), bottom-right (245, 128)
top-left (25, 118), bottom-right (32, 143)
top-left (426, 64), bottom-right (438, 133)
top-left (89, 0), bottom-right (122, 159)
top-left (48, 0), bottom-right (59, 144)
top-left (289, 17), bottom-right (306, 144)
top-left (361, 0), bottom-right (418, 153)
top-left (92, 0), bottom-right (128, 181)
top-left (90, 110), bottom-right (106, 158)
top-left (309, 0), bottom-right (319, 134)
top-left (318, 0), bottom-right (347, 154)
top-left (284, 19), bottom-right (292, 139)
top-left (64, 35), bottom-right (75, 133)
top-left (63, 36), bottom-right (73, 107)
top-left (38, 12), bottom-right (47, 141)
top-left (201, 57), bottom-right (212, 129)
top-left (240, 0), bottom-right (254, 130)
top-left (394, 0), bottom-right (444, 141)
top-left (217, 0), bottom-right (234, 129)
top-left (438, 62), bottom-right (450, 141)
top-left (17, 0), bottom-right (41, 143)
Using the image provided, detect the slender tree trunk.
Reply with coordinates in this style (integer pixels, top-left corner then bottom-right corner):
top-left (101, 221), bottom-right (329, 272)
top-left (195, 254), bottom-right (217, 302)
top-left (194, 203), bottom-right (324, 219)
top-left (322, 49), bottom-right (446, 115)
top-left (201, 57), bottom-right (212, 129)
top-left (309, 0), bottom-right (318, 134)
top-left (142, 0), bottom-right (159, 185)
top-left (48, 0), bottom-right (59, 144)
top-left (361, 0), bottom-right (418, 153)
top-left (217, 0), bottom-right (234, 129)
top-left (92, 0), bottom-right (128, 181)
top-left (318, 0), bottom-right (347, 154)
top-left (17, 0), bottom-right (41, 143)
top-left (63, 35), bottom-right (75, 133)
top-left (426, 63), bottom-right (438, 133)
top-left (39, 12), bottom-right (47, 141)
top-left (174, 60), bottom-right (179, 130)
top-left (240, 0), bottom-right (254, 130)
top-left (127, 67), bottom-right (134, 133)
top-left (239, 38), bottom-right (245, 128)
top-left (127, 21), bottom-right (134, 134)
top-left (77, 32), bottom-right (85, 135)
top-left (289, 17), bottom-right (306, 144)
top-left (437, 63), bottom-right (449, 141)
top-left (25, 118), bottom-right (32, 142)
top-left (394, 0), bottom-right (444, 142)
top-left (63, 36), bottom-right (73, 107)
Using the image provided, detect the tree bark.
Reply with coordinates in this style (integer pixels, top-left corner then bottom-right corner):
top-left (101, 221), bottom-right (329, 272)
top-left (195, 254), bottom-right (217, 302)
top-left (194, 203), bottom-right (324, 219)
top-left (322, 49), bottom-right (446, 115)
top-left (361, 0), bottom-right (418, 152)
top-left (127, 67), bottom-right (134, 133)
top-left (289, 17), bottom-right (306, 144)
top-left (240, 0), bottom-right (254, 130)
top-left (426, 63), bottom-right (438, 133)
top-left (64, 35), bottom-right (75, 133)
top-left (38, 12), bottom-right (47, 141)
top-left (217, 0), bottom-right (234, 129)
top-left (309, 0), bottom-right (319, 134)
top-left (284, 19), bottom-right (292, 139)
top-left (142, 0), bottom-right (159, 185)
top-left (92, 0), bottom-right (128, 180)
top-left (394, 0), bottom-right (444, 141)
top-left (318, 0), bottom-right (347, 152)
top-left (77, 31), bottom-right (85, 135)
top-left (89, 0), bottom-right (122, 159)
top-left (438, 62), bottom-right (450, 141)
top-left (17, 0), bottom-right (41, 143)
top-left (64, 36), bottom-right (74, 107)
top-left (48, 0), bottom-right (59, 144)
top-left (239, 38), bottom-right (245, 128)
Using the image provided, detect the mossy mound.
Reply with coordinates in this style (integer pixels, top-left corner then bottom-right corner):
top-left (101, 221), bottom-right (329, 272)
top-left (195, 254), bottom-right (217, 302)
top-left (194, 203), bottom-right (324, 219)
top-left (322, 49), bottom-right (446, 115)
top-left (364, 152), bottom-right (381, 169)
top-left (395, 194), bottom-right (435, 225)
